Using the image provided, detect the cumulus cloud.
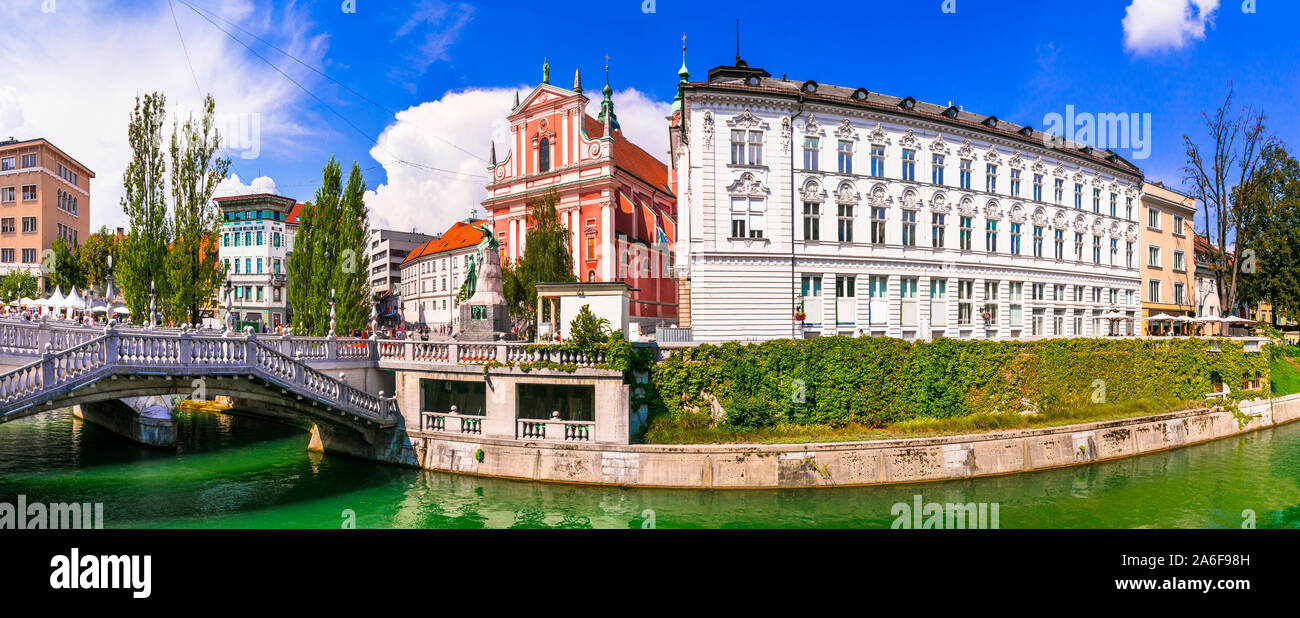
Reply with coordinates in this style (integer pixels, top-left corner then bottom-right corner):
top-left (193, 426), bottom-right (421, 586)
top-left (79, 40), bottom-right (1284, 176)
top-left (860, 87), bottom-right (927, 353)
top-left (214, 174), bottom-right (280, 199)
top-left (1122, 0), bottom-right (1220, 55)
top-left (365, 86), bottom-right (671, 238)
top-left (0, 0), bottom-right (329, 230)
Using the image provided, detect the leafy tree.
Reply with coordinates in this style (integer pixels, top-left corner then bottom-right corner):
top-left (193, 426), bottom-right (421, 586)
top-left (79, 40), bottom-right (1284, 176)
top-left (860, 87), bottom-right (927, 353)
top-left (287, 198), bottom-right (318, 334)
top-left (289, 158), bottom-right (371, 336)
top-left (568, 304), bottom-right (610, 346)
top-left (1183, 84), bottom-right (1278, 316)
top-left (502, 190), bottom-right (576, 323)
top-left (79, 226), bottom-right (121, 293)
top-left (118, 92), bottom-right (172, 324)
top-left (1239, 144), bottom-right (1300, 321)
top-left (44, 236), bottom-right (83, 292)
top-left (0, 270), bottom-right (39, 303)
top-left (330, 163), bottom-right (371, 335)
top-left (165, 94), bottom-right (230, 326)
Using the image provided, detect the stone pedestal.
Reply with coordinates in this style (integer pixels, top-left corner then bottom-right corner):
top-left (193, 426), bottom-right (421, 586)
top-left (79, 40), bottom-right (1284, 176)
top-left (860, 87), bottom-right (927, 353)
top-left (458, 247), bottom-right (510, 341)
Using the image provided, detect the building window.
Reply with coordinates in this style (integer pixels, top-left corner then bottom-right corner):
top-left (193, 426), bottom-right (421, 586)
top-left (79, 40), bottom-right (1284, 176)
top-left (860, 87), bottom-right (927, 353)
top-left (1093, 235), bottom-right (1102, 263)
top-left (1033, 174), bottom-right (1043, 201)
top-left (1054, 178), bottom-right (1064, 204)
top-left (983, 280), bottom-right (999, 325)
top-left (958, 279), bottom-right (974, 325)
top-left (1032, 225), bottom-right (1044, 257)
top-left (900, 149), bottom-right (915, 181)
top-left (0, 218), bottom-right (11, 233)
top-left (1074, 183), bottom-right (1083, 209)
top-left (985, 220), bottom-right (998, 253)
top-left (803, 137), bottom-right (819, 170)
top-left (730, 130), bottom-right (745, 165)
top-left (1109, 193), bottom-right (1118, 217)
top-left (748, 131), bottom-right (764, 166)
top-left (1074, 232), bottom-right (1084, 261)
top-left (838, 140), bottom-right (854, 174)
top-left (1092, 188), bottom-right (1101, 213)
top-left (21, 186), bottom-right (36, 201)
top-left (870, 144), bottom-right (885, 177)
top-left (835, 275), bottom-right (856, 299)
top-left (0, 158), bottom-right (12, 171)
top-left (1110, 238), bottom-right (1118, 265)
top-left (801, 275), bottom-right (822, 299)
top-left (901, 209), bottom-right (916, 246)
top-left (1009, 282), bottom-right (1023, 326)
top-left (1148, 279), bottom-right (1161, 303)
top-left (959, 216), bottom-right (973, 251)
top-left (730, 197), bottom-right (765, 239)
top-left (21, 216), bottom-right (36, 233)
top-left (985, 164), bottom-right (998, 193)
top-left (869, 206), bottom-right (886, 244)
top-left (931, 213), bottom-right (946, 248)
top-left (1126, 241), bottom-right (1134, 268)
top-left (1148, 245), bottom-right (1161, 268)
top-left (1126, 197), bottom-right (1134, 221)
top-left (1054, 230), bottom-right (1064, 260)
top-left (21, 248), bottom-right (35, 263)
top-left (1010, 169), bottom-right (1021, 197)
top-left (0, 249), bottom-right (12, 263)
top-left (0, 187), bottom-right (13, 202)
top-left (1032, 283), bottom-right (1045, 301)
top-left (1173, 250), bottom-right (1186, 272)
top-left (1174, 282), bottom-right (1186, 305)
top-left (538, 137), bottom-right (550, 173)
top-left (802, 202), bottom-right (820, 241)
top-left (20, 154), bottom-right (36, 168)
top-left (1173, 215), bottom-right (1185, 236)
top-left (1147, 208), bottom-right (1161, 230)
top-left (1010, 223), bottom-right (1022, 255)
top-left (959, 159), bottom-right (972, 189)
top-left (932, 154), bottom-right (945, 185)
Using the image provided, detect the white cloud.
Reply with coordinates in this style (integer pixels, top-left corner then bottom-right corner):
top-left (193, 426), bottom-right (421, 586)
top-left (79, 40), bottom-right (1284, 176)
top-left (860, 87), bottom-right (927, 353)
top-left (1122, 0), bottom-right (1221, 55)
top-left (0, 0), bottom-right (329, 231)
top-left (364, 86), bottom-right (671, 238)
top-left (214, 174), bottom-right (280, 199)
top-left (390, 1), bottom-right (476, 92)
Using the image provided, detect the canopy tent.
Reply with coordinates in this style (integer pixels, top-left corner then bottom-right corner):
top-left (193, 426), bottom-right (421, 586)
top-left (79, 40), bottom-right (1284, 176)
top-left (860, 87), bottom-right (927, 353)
top-left (63, 287), bottom-right (86, 309)
top-left (43, 287), bottom-right (64, 307)
top-left (113, 305), bottom-right (132, 316)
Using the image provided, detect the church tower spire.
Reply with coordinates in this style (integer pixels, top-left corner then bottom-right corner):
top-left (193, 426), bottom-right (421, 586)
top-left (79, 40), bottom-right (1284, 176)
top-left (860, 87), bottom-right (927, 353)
top-left (673, 33), bottom-right (689, 113)
top-left (597, 54), bottom-right (619, 134)
top-left (573, 68), bottom-right (583, 93)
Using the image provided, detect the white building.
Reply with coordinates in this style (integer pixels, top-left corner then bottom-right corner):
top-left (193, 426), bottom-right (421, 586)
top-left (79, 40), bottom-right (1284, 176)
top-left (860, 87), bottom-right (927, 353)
top-left (399, 219), bottom-right (483, 329)
top-left (213, 193), bottom-right (299, 329)
top-left (370, 228), bottom-right (438, 325)
top-left (670, 56), bottom-right (1144, 342)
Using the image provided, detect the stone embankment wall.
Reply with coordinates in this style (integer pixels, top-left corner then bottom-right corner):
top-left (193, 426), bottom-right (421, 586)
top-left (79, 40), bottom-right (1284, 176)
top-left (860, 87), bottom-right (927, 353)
top-left (406, 394), bottom-right (1300, 488)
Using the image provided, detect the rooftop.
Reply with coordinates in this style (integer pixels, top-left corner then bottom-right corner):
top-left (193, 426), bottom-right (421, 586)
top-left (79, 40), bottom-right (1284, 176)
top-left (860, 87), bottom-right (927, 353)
top-left (0, 137), bottom-right (97, 177)
top-left (403, 220), bottom-right (486, 264)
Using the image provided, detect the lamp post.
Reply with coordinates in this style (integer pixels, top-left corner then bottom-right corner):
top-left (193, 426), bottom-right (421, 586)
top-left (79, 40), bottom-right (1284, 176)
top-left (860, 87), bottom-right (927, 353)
top-left (329, 288), bottom-right (336, 337)
top-left (223, 279), bottom-right (233, 334)
top-left (148, 279), bottom-right (156, 329)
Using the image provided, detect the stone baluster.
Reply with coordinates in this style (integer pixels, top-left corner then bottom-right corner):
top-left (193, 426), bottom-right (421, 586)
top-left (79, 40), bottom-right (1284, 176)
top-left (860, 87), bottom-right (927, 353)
top-left (326, 334), bottom-right (338, 360)
top-left (178, 331), bottom-right (194, 365)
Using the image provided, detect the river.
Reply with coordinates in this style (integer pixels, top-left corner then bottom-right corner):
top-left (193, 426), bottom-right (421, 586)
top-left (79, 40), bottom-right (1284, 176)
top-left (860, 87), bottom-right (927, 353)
top-left (1, 407), bottom-right (1297, 528)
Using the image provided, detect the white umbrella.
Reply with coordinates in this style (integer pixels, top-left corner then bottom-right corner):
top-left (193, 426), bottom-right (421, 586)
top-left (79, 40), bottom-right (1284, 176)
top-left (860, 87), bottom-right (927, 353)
top-left (18, 297), bottom-right (36, 307)
top-left (1142, 312), bottom-right (1177, 321)
top-left (1100, 311), bottom-right (1128, 320)
top-left (113, 305), bottom-right (132, 315)
top-left (1222, 316), bottom-right (1255, 324)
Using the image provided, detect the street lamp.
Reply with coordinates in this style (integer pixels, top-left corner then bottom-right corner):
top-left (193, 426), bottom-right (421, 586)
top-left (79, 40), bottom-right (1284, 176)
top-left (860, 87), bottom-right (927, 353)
top-left (223, 279), bottom-right (233, 334)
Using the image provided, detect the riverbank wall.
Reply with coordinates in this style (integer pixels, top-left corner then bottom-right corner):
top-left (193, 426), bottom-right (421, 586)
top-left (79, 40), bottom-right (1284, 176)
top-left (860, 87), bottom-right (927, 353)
top-left (406, 393), bottom-right (1300, 488)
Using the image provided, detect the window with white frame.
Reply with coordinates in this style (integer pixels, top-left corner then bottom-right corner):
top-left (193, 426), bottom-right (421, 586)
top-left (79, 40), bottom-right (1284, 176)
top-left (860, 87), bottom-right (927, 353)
top-left (730, 197), bottom-right (765, 239)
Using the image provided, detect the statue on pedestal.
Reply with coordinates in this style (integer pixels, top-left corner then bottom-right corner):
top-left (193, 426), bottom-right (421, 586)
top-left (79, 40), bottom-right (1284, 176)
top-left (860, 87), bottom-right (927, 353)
top-left (457, 221), bottom-right (511, 341)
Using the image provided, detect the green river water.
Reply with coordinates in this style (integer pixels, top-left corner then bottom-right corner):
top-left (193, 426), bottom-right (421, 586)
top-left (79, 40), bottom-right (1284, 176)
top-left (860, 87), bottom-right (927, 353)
top-left (1, 407), bottom-right (1298, 529)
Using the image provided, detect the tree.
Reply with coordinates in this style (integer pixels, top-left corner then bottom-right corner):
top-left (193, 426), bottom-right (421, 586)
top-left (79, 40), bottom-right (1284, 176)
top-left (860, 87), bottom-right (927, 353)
top-left (568, 304), bottom-right (611, 346)
top-left (1183, 84), bottom-right (1278, 317)
top-left (165, 94), bottom-right (230, 326)
top-left (287, 198), bottom-right (318, 334)
top-left (118, 92), bottom-right (172, 324)
top-left (330, 163), bottom-right (371, 335)
top-left (1238, 144), bottom-right (1300, 321)
top-left (502, 190), bottom-right (576, 322)
top-left (44, 236), bottom-right (83, 292)
top-left (79, 226), bottom-right (121, 293)
top-left (0, 270), bottom-right (39, 303)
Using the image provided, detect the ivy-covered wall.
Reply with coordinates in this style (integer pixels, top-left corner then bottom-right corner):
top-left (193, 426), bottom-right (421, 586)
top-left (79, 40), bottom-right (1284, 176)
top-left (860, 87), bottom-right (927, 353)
top-left (649, 337), bottom-right (1271, 430)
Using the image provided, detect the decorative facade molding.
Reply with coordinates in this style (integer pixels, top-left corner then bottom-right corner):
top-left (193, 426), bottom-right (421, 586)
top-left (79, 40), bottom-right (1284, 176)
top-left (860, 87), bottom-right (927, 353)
top-left (957, 139), bottom-right (975, 159)
top-left (868, 122), bottom-right (889, 145)
top-left (837, 181), bottom-right (861, 204)
top-left (726, 109), bottom-right (769, 129)
top-left (727, 172), bottom-right (769, 196)
top-left (799, 177), bottom-right (826, 202)
top-left (836, 118), bottom-right (859, 141)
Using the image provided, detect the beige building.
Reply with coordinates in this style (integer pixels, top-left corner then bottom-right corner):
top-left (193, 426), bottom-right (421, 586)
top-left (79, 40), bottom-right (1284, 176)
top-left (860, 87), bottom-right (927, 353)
top-left (0, 138), bottom-right (94, 288)
top-left (1140, 181), bottom-right (1196, 335)
top-left (400, 219), bottom-right (483, 330)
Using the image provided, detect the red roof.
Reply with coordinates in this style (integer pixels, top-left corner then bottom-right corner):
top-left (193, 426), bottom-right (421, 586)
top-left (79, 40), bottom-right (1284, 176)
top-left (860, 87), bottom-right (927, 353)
top-left (583, 115), bottom-right (670, 194)
top-left (287, 203), bottom-right (304, 225)
top-left (403, 220), bottom-right (486, 265)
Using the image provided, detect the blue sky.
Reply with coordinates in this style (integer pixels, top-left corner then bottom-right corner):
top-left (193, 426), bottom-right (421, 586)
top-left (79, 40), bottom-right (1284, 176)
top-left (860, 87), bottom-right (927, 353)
top-left (1, 0), bottom-right (1295, 236)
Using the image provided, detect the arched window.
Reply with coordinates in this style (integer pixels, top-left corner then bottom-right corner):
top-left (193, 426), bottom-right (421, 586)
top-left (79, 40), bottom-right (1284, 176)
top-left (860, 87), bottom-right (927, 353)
top-left (587, 270), bottom-right (597, 282)
top-left (538, 138), bottom-right (550, 173)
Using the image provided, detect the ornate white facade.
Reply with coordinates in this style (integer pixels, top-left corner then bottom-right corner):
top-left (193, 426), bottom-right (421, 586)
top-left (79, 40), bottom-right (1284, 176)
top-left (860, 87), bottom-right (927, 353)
top-left (670, 61), bottom-right (1143, 342)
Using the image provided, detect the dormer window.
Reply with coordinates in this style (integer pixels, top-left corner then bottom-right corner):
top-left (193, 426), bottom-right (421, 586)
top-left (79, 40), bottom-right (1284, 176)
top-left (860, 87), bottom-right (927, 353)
top-left (1018, 126), bottom-right (1034, 137)
top-left (982, 116), bottom-right (999, 128)
top-left (538, 137), bottom-right (550, 173)
top-left (852, 88), bottom-right (869, 101)
top-left (899, 97), bottom-right (916, 110)
top-left (801, 80), bottom-right (818, 93)
top-left (942, 105), bottom-right (959, 118)
top-left (746, 76), bottom-right (761, 86)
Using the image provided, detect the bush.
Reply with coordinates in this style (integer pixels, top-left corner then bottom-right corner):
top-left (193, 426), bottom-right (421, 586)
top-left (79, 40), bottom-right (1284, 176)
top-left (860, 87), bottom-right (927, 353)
top-left (648, 336), bottom-right (1270, 435)
top-left (568, 304), bottom-right (610, 347)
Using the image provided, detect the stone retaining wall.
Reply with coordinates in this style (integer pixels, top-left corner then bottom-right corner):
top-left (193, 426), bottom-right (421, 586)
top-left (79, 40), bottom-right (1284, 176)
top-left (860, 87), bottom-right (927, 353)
top-left (407, 393), bottom-right (1300, 488)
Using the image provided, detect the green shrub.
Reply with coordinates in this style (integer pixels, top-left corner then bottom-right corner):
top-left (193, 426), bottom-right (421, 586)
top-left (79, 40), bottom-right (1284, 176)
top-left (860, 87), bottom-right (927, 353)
top-left (568, 304), bottom-right (610, 347)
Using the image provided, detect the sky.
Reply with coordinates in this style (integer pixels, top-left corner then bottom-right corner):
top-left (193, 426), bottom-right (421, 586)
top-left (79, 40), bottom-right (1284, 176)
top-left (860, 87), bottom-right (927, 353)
top-left (0, 0), bottom-right (1296, 238)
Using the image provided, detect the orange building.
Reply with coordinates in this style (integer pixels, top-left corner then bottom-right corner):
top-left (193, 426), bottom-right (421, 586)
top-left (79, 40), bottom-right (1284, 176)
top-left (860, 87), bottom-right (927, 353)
top-left (0, 138), bottom-right (94, 289)
top-left (482, 61), bottom-right (677, 324)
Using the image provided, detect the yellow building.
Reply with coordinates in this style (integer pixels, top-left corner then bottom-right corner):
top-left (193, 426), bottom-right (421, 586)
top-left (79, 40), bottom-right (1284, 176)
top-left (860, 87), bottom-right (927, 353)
top-left (1140, 182), bottom-right (1197, 335)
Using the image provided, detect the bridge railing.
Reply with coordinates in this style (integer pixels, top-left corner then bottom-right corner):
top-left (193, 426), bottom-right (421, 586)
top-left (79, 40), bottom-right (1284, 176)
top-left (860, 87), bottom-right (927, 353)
top-left (375, 339), bottom-right (609, 368)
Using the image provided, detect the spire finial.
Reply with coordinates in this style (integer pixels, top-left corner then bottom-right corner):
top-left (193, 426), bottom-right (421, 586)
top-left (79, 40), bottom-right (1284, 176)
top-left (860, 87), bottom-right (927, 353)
top-left (678, 32), bottom-right (690, 79)
top-left (513, 90), bottom-right (520, 109)
top-left (489, 141), bottom-right (497, 166)
top-left (735, 19), bottom-right (741, 64)
top-left (542, 57), bottom-right (550, 84)
top-left (573, 68), bottom-right (582, 93)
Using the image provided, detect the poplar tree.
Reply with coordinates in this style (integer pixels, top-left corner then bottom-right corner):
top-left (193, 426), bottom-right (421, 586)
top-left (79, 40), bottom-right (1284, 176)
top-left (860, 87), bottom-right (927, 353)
top-left (331, 163), bottom-right (371, 335)
top-left (119, 92), bottom-right (171, 323)
top-left (165, 94), bottom-right (230, 326)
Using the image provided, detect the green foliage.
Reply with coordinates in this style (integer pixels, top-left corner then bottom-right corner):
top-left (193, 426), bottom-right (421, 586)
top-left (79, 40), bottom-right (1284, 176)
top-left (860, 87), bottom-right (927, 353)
top-left (0, 269), bottom-right (39, 302)
top-left (568, 304), bottom-right (610, 347)
top-left (647, 336), bottom-right (1272, 441)
top-left (1239, 145), bottom-right (1300, 321)
top-left (165, 94), bottom-right (230, 326)
top-left (118, 92), bottom-right (172, 325)
top-left (501, 190), bottom-right (576, 324)
top-left (288, 158), bottom-right (371, 335)
top-left (79, 227), bottom-right (119, 292)
top-left (44, 236), bottom-right (83, 293)
top-left (1271, 356), bottom-right (1300, 396)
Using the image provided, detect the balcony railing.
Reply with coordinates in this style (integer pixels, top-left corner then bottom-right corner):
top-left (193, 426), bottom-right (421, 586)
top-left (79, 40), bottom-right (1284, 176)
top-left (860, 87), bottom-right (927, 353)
top-left (420, 411), bottom-right (483, 435)
top-left (516, 418), bottom-right (593, 441)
